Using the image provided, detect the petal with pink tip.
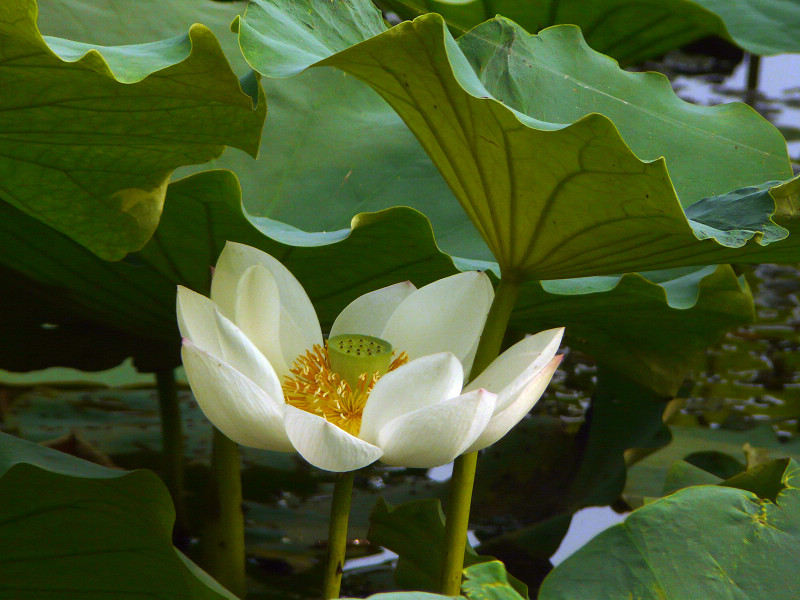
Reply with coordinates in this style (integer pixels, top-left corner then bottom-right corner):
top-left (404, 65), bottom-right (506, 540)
top-left (465, 355), bottom-right (563, 453)
top-left (377, 389), bottom-right (496, 468)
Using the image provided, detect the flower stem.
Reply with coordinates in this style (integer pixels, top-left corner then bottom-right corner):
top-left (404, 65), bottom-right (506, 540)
top-left (439, 276), bottom-right (521, 596)
top-left (155, 368), bottom-right (188, 537)
top-left (745, 53), bottom-right (760, 108)
top-left (322, 471), bottom-right (355, 599)
top-left (201, 428), bottom-right (246, 598)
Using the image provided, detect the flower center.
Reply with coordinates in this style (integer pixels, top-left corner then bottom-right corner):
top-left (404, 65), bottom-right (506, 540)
top-left (282, 334), bottom-right (408, 437)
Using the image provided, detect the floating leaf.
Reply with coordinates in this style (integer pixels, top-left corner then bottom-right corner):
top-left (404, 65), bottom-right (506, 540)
top-left (539, 459), bottom-right (800, 599)
top-left (462, 562), bottom-right (525, 600)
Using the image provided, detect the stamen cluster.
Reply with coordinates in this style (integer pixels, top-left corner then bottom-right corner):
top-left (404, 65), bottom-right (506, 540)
top-left (282, 343), bottom-right (408, 436)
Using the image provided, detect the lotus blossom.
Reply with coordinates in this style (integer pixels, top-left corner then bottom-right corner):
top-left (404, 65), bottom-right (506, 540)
top-left (177, 242), bottom-right (563, 472)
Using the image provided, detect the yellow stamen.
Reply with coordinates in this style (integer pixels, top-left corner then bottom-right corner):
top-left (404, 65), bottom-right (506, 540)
top-left (282, 343), bottom-right (409, 436)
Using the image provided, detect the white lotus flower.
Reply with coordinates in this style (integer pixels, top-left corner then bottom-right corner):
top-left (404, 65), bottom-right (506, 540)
top-left (177, 242), bottom-right (563, 472)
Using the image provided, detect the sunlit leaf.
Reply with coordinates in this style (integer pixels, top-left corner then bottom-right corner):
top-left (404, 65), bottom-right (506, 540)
top-left (238, 1), bottom-right (795, 279)
top-left (462, 561), bottom-right (525, 600)
top-left (539, 459), bottom-right (800, 599)
top-left (0, 0), bottom-right (265, 259)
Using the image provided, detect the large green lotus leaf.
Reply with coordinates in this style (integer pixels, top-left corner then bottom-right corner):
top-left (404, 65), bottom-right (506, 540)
top-left (0, 0), bottom-right (265, 260)
top-left (238, 1), bottom-right (796, 280)
top-left (381, 0), bottom-right (800, 62)
top-left (0, 432), bottom-right (237, 599)
top-left (538, 459), bottom-right (800, 599)
top-left (33, 0), bottom-right (480, 266)
top-left (35, 0), bottom-right (249, 73)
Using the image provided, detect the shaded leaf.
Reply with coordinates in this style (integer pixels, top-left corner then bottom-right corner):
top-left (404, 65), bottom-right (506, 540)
top-left (474, 370), bottom-right (670, 586)
top-left (513, 265), bottom-right (755, 395)
top-left (0, 432), bottom-right (237, 599)
top-left (625, 423), bottom-right (800, 504)
top-left (381, 0), bottom-right (800, 61)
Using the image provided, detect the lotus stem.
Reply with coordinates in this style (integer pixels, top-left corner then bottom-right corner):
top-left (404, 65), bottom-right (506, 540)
top-left (201, 428), bottom-right (246, 598)
top-left (745, 53), bottom-right (760, 108)
top-left (322, 471), bottom-right (355, 599)
top-left (439, 277), bottom-right (521, 596)
top-left (155, 368), bottom-right (187, 536)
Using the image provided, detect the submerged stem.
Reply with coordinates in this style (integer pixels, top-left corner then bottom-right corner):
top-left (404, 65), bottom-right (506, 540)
top-left (439, 277), bottom-right (521, 596)
top-left (201, 428), bottom-right (246, 598)
top-left (155, 368), bottom-right (187, 536)
top-left (323, 471), bottom-right (355, 599)
top-left (745, 53), bottom-right (761, 108)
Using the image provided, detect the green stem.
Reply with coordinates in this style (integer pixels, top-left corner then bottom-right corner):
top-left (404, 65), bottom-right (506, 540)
top-left (745, 53), bottom-right (760, 108)
top-left (201, 428), bottom-right (246, 598)
top-left (155, 368), bottom-right (188, 536)
top-left (439, 277), bottom-right (521, 596)
top-left (322, 471), bottom-right (355, 600)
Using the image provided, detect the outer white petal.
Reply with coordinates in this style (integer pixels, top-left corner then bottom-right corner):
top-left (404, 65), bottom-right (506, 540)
top-left (359, 353), bottom-right (464, 445)
top-left (466, 328), bottom-right (564, 411)
top-left (181, 341), bottom-right (293, 452)
top-left (177, 286), bottom-right (282, 396)
top-left (210, 241), bottom-right (323, 354)
top-left (283, 406), bottom-right (382, 472)
top-left (377, 389), bottom-right (496, 468)
top-left (330, 282), bottom-right (416, 339)
top-left (380, 271), bottom-right (494, 367)
top-left (464, 355), bottom-right (563, 453)
top-left (177, 286), bottom-right (220, 349)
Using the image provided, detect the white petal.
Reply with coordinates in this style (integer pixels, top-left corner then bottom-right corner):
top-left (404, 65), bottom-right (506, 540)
top-left (177, 286), bottom-right (282, 396)
top-left (283, 406), bottom-right (382, 472)
top-left (181, 341), bottom-right (293, 452)
top-left (380, 271), bottom-right (494, 367)
top-left (177, 286), bottom-right (219, 348)
top-left (229, 265), bottom-right (289, 376)
top-left (377, 389), bottom-right (496, 468)
top-left (330, 282), bottom-right (416, 339)
top-left (359, 353), bottom-right (464, 445)
top-left (465, 355), bottom-right (562, 453)
top-left (210, 241), bottom-right (323, 354)
top-left (466, 328), bottom-right (564, 411)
